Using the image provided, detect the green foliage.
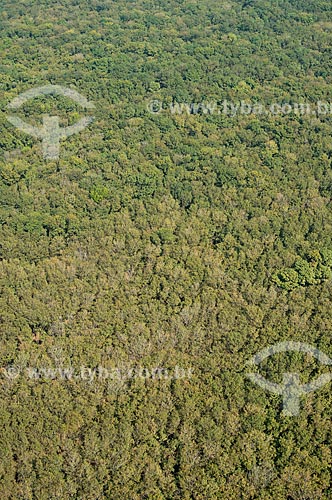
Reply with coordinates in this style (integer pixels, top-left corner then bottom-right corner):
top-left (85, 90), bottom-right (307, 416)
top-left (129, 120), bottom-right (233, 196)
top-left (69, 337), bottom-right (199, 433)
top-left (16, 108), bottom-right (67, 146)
top-left (1, 0), bottom-right (332, 498)
top-left (89, 184), bottom-right (109, 203)
top-left (273, 249), bottom-right (332, 290)
top-left (272, 268), bottom-right (300, 290)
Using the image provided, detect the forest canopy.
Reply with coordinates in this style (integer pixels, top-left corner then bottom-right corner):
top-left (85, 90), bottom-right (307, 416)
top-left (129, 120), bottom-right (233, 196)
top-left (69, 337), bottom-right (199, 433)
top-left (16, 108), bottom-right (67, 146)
top-left (1, 0), bottom-right (332, 498)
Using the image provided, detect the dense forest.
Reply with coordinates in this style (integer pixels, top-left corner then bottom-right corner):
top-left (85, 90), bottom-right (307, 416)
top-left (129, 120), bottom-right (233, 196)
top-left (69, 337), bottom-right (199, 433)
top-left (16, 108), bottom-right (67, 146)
top-left (1, 0), bottom-right (332, 498)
